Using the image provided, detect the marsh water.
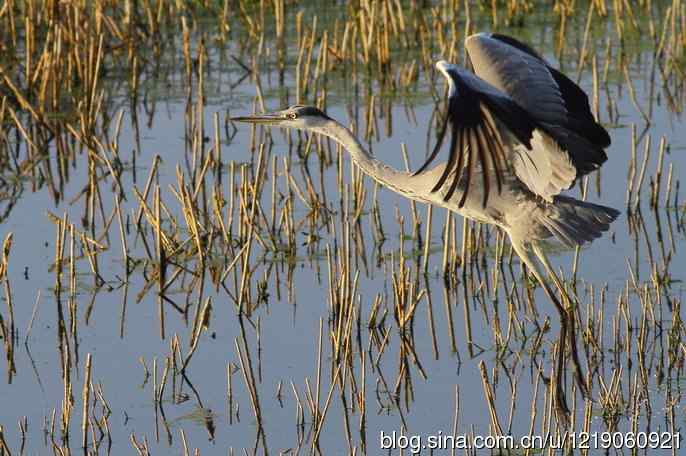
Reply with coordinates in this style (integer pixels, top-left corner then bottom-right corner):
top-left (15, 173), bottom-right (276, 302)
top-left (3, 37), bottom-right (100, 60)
top-left (0, 2), bottom-right (684, 455)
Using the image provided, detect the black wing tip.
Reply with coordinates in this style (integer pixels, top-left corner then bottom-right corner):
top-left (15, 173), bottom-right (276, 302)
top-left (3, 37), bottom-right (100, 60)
top-left (576, 151), bottom-right (608, 176)
top-left (606, 206), bottom-right (621, 221)
top-left (591, 124), bottom-right (612, 148)
top-left (547, 67), bottom-right (613, 148)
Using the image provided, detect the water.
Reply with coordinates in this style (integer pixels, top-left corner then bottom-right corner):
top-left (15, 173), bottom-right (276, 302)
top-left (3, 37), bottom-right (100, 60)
top-left (0, 5), bottom-right (685, 455)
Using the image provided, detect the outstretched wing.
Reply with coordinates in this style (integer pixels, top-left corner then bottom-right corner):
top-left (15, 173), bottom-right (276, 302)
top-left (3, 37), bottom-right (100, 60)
top-left (464, 33), bottom-right (611, 199)
top-left (414, 61), bottom-right (538, 208)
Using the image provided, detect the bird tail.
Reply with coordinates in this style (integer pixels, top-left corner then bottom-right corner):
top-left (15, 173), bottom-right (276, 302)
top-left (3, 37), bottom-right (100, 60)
top-left (537, 195), bottom-right (620, 248)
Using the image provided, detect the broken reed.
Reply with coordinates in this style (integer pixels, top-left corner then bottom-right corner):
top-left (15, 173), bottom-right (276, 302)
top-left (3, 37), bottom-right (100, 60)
top-left (0, 233), bottom-right (14, 384)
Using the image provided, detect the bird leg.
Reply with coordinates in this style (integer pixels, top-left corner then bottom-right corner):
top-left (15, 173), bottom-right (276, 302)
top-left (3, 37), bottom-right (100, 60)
top-left (532, 268), bottom-right (573, 419)
top-left (531, 242), bottom-right (589, 399)
top-left (510, 239), bottom-right (570, 420)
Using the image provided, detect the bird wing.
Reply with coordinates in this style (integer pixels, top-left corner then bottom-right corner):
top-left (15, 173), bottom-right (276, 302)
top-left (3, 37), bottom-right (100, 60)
top-left (414, 60), bottom-right (538, 208)
top-left (465, 33), bottom-right (611, 200)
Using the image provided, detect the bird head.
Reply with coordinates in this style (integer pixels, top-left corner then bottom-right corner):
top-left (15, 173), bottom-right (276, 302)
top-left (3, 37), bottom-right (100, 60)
top-left (230, 105), bottom-right (332, 131)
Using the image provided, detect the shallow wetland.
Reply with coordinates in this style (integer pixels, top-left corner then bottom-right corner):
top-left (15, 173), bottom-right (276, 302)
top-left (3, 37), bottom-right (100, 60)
top-left (0, 0), bottom-right (685, 455)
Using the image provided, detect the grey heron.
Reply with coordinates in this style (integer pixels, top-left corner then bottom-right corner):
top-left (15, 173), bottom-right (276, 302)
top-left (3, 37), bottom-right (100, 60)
top-left (232, 33), bottom-right (619, 417)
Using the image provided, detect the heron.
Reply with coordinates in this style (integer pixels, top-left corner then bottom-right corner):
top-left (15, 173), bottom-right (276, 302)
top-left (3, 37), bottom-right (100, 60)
top-left (232, 33), bottom-right (619, 417)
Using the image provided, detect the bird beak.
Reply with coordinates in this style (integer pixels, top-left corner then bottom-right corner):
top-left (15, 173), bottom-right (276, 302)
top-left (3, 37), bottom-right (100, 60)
top-left (230, 111), bottom-right (285, 125)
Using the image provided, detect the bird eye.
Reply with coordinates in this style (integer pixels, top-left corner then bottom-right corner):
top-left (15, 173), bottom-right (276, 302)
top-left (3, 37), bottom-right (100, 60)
top-left (288, 112), bottom-right (297, 119)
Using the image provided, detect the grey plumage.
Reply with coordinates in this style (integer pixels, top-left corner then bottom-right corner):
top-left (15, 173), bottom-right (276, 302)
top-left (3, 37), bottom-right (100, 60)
top-left (531, 196), bottom-right (620, 249)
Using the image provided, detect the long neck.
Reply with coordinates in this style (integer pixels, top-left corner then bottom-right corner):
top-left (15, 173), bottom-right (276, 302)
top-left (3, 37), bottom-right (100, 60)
top-left (317, 121), bottom-right (412, 195)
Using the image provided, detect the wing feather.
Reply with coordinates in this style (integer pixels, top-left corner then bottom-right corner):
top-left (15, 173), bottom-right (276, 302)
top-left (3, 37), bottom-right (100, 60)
top-left (474, 126), bottom-right (491, 207)
top-left (431, 118), bottom-right (460, 193)
top-left (417, 61), bottom-right (538, 207)
top-left (465, 33), bottom-right (611, 198)
top-left (458, 131), bottom-right (478, 208)
top-left (479, 106), bottom-right (505, 193)
top-left (415, 108), bottom-right (449, 176)
top-left (443, 131), bottom-right (464, 201)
